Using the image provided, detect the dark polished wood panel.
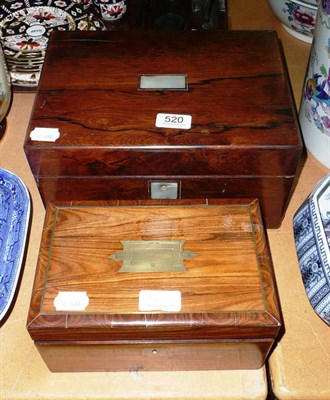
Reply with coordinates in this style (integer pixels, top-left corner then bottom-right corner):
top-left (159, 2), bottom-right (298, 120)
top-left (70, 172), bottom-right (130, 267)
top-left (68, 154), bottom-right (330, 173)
top-left (36, 176), bottom-right (294, 228)
top-left (27, 31), bottom-right (301, 151)
top-left (24, 30), bottom-right (302, 229)
top-left (26, 147), bottom-right (301, 177)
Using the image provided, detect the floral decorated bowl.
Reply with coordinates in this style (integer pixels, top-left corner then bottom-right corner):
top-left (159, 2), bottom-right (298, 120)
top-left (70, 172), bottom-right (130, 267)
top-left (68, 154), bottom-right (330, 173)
top-left (293, 173), bottom-right (330, 325)
top-left (0, 0), bottom-right (105, 88)
top-left (267, 0), bottom-right (318, 42)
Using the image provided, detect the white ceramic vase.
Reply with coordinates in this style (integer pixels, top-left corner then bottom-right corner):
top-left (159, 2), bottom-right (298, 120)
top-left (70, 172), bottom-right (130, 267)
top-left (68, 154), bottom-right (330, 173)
top-left (299, 0), bottom-right (330, 169)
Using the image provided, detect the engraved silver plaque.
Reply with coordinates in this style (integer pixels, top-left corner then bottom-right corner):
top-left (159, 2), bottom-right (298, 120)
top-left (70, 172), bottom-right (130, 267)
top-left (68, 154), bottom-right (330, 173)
top-left (109, 240), bottom-right (197, 272)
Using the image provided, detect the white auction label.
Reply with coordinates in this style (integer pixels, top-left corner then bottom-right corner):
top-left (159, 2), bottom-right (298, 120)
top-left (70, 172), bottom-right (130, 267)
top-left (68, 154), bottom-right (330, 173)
top-left (139, 290), bottom-right (181, 312)
top-left (26, 24), bottom-right (46, 37)
top-left (54, 291), bottom-right (89, 311)
top-left (155, 113), bottom-right (192, 130)
top-left (30, 127), bottom-right (60, 142)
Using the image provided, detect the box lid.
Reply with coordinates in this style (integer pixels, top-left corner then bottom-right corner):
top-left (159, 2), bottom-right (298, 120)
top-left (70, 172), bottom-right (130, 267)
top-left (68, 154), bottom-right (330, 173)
top-left (27, 199), bottom-right (282, 342)
top-left (24, 30), bottom-right (302, 178)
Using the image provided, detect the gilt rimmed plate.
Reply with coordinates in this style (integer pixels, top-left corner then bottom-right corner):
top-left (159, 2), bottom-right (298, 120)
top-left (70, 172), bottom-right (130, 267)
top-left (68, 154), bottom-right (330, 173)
top-left (0, 0), bottom-right (105, 87)
top-left (0, 168), bottom-right (30, 322)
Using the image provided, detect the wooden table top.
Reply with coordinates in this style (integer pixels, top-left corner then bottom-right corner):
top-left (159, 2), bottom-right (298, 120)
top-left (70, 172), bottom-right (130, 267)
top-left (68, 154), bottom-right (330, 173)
top-left (1, 1), bottom-right (329, 399)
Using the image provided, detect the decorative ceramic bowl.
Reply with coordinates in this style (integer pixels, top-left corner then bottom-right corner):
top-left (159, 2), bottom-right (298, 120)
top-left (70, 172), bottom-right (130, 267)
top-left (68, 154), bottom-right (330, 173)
top-left (0, 168), bottom-right (30, 323)
top-left (0, 0), bottom-right (105, 88)
top-left (293, 173), bottom-right (330, 325)
top-left (267, 0), bottom-right (318, 43)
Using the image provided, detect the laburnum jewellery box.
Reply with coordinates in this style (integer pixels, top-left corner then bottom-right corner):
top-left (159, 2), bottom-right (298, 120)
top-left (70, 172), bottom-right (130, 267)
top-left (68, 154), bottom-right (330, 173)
top-left (26, 199), bottom-right (282, 372)
top-left (24, 30), bottom-right (302, 229)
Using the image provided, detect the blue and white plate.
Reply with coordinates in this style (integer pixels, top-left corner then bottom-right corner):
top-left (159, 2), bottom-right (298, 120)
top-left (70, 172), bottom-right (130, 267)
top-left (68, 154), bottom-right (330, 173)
top-left (293, 173), bottom-right (330, 325)
top-left (0, 168), bottom-right (30, 322)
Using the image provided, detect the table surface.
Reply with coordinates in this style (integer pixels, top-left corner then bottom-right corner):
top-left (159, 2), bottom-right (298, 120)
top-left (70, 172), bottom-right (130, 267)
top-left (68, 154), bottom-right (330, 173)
top-left (1, 1), bottom-right (329, 399)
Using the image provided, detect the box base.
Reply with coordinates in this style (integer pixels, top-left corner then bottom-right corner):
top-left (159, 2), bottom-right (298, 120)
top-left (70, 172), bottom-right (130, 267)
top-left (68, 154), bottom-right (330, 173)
top-left (36, 340), bottom-right (274, 372)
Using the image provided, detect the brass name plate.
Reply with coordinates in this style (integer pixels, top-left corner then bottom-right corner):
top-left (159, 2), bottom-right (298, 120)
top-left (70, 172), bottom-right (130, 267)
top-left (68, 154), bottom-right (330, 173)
top-left (109, 240), bottom-right (196, 272)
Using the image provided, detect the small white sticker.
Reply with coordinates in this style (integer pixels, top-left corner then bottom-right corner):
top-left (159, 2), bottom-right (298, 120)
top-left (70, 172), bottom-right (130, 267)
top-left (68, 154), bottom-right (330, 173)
top-left (139, 290), bottom-right (181, 312)
top-left (30, 127), bottom-right (60, 142)
top-left (54, 291), bottom-right (89, 311)
top-left (26, 24), bottom-right (46, 37)
top-left (156, 113), bottom-right (192, 130)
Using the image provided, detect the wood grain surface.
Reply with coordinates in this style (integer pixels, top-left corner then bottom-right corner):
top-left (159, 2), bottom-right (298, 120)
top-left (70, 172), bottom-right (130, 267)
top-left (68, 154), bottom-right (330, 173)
top-left (26, 31), bottom-right (301, 153)
top-left (27, 199), bottom-right (281, 370)
top-left (36, 175), bottom-right (294, 228)
top-left (27, 199), bottom-right (281, 340)
top-left (24, 30), bottom-right (302, 228)
top-left (35, 340), bottom-right (273, 372)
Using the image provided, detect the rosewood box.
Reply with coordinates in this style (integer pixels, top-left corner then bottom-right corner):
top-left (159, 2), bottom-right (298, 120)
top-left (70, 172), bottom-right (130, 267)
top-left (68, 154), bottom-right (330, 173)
top-left (24, 30), bottom-right (302, 228)
top-left (27, 199), bottom-right (282, 372)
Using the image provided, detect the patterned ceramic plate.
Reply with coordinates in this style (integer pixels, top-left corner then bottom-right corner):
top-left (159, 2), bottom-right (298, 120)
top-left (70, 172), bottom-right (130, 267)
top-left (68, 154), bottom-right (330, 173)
top-left (293, 173), bottom-right (330, 325)
top-left (0, 168), bottom-right (30, 322)
top-left (0, 0), bottom-right (105, 87)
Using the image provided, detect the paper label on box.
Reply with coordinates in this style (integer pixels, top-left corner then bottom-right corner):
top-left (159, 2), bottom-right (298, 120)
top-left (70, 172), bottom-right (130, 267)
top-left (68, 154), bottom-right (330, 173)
top-left (155, 113), bottom-right (192, 130)
top-left (30, 127), bottom-right (60, 142)
top-left (54, 291), bottom-right (89, 311)
top-left (139, 290), bottom-right (181, 312)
